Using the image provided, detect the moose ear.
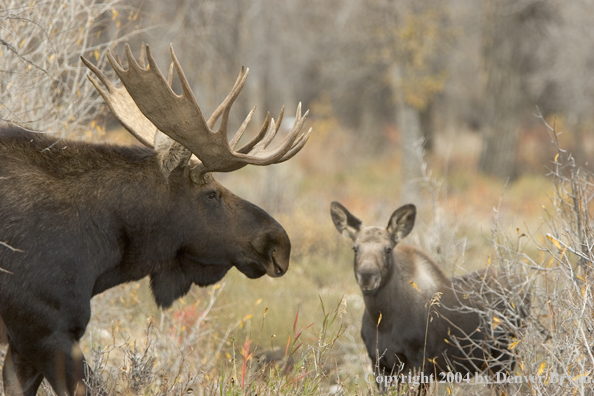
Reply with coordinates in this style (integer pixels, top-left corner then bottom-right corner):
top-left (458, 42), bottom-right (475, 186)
top-left (330, 201), bottom-right (362, 241)
top-left (155, 132), bottom-right (192, 179)
top-left (387, 204), bottom-right (416, 244)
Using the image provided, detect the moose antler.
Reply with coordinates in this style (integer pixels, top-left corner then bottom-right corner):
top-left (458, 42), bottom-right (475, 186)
top-left (81, 47), bottom-right (157, 148)
top-left (84, 43), bottom-right (311, 176)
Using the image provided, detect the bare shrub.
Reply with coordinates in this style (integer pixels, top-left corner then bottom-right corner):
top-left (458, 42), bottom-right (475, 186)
top-left (0, 0), bottom-right (140, 138)
top-left (442, 113), bottom-right (594, 395)
top-left (515, 114), bottom-right (594, 395)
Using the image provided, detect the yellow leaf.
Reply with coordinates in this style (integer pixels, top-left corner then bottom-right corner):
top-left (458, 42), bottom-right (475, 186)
top-left (94, 49), bottom-right (99, 61)
top-left (491, 316), bottom-right (501, 330)
top-left (225, 352), bottom-right (231, 359)
top-left (537, 362), bottom-right (546, 376)
top-left (255, 298), bottom-right (263, 306)
top-left (377, 313), bottom-right (382, 326)
top-left (48, 54), bottom-right (55, 62)
top-left (410, 280), bottom-right (421, 292)
top-left (243, 314), bottom-right (253, 321)
top-left (508, 339), bottom-right (520, 350)
top-left (111, 8), bottom-right (119, 20)
top-left (547, 234), bottom-right (562, 250)
top-left (554, 153), bottom-right (559, 162)
top-left (213, 284), bottom-right (221, 290)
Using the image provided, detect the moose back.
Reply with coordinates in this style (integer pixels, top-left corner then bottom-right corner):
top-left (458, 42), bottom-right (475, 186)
top-left (0, 44), bottom-right (311, 396)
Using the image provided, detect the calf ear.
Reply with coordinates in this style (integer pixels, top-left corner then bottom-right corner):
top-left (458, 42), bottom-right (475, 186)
top-left (330, 201), bottom-right (361, 240)
top-left (387, 204), bottom-right (416, 244)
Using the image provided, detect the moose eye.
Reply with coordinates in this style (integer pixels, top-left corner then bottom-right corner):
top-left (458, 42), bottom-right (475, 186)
top-left (384, 246), bottom-right (393, 255)
top-left (206, 191), bottom-right (217, 200)
top-left (352, 246), bottom-right (359, 253)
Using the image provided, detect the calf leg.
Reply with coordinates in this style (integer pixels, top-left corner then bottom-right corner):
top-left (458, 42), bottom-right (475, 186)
top-left (3, 346), bottom-right (44, 396)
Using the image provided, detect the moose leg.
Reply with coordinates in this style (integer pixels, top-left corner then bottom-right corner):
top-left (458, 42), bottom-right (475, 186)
top-left (3, 346), bottom-right (44, 396)
top-left (7, 333), bottom-right (89, 396)
top-left (35, 338), bottom-right (88, 396)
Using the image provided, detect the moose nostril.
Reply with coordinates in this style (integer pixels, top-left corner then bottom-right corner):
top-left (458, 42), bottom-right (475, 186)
top-left (275, 265), bottom-right (283, 276)
top-left (271, 251), bottom-right (285, 276)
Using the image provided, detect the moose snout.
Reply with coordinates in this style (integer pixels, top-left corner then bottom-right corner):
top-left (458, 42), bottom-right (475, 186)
top-left (262, 228), bottom-right (291, 278)
top-left (268, 250), bottom-right (287, 277)
top-left (356, 268), bottom-right (381, 293)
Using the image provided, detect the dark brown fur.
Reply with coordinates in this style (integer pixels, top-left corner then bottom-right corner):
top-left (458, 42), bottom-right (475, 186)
top-left (0, 126), bottom-right (291, 395)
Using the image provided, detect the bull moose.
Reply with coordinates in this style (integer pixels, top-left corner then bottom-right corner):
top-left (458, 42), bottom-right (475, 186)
top-left (330, 202), bottom-right (527, 391)
top-left (0, 44), bottom-right (311, 396)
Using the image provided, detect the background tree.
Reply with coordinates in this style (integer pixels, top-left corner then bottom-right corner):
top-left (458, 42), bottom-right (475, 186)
top-left (478, 0), bottom-right (554, 179)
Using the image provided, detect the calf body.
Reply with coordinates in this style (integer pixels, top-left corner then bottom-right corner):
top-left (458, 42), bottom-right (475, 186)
top-left (330, 202), bottom-right (522, 384)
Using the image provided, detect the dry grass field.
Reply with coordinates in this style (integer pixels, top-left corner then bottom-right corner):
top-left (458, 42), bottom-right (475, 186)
top-left (2, 117), bottom-right (593, 396)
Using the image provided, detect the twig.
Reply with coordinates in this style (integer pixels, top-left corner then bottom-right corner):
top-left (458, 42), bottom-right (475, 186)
top-left (0, 241), bottom-right (23, 253)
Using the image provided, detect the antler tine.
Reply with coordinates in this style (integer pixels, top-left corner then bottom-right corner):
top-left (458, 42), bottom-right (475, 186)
top-left (217, 69), bottom-right (249, 136)
top-left (236, 112), bottom-right (271, 154)
top-left (229, 106), bottom-right (256, 149)
top-left (235, 105), bottom-right (285, 155)
top-left (166, 45), bottom-right (202, 107)
top-left (235, 107), bottom-right (309, 166)
top-left (81, 53), bottom-right (157, 148)
top-left (258, 106), bottom-right (285, 150)
top-left (81, 56), bottom-right (115, 98)
top-left (231, 104), bottom-right (309, 167)
top-left (276, 126), bottom-right (313, 163)
top-left (207, 67), bottom-right (248, 129)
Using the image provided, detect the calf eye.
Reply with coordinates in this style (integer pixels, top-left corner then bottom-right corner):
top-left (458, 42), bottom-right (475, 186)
top-left (384, 246), bottom-right (393, 255)
top-left (352, 246), bottom-right (359, 253)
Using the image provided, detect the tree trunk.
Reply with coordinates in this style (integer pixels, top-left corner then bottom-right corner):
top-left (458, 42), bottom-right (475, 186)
top-left (391, 64), bottom-right (423, 202)
top-left (478, 0), bottom-right (530, 179)
top-left (357, 87), bottom-right (386, 156)
top-left (478, 48), bottom-right (521, 179)
top-left (419, 100), bottom-right (434, 152)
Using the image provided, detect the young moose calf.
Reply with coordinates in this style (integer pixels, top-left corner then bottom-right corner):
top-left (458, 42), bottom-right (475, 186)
top-left (330, 202), bottom-right (524, 387)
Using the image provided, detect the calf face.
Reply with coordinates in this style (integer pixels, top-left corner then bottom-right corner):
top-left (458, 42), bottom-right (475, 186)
top-left (330, 201), bottom-right (416, 293)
